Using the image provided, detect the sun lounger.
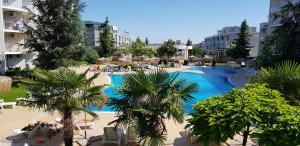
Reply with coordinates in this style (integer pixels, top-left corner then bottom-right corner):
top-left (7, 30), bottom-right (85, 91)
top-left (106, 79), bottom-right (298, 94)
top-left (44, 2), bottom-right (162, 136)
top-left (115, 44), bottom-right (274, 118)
top-left (102, 127), bottom-right (122, 146)
top-left (0, 99), bottom-right (16, 109)
top-left (14, 124), bottom-right (43, 138)
top-left (76, 121), bottom-right (95, 129)
top-left (125, 126), bottom-right (139, 145)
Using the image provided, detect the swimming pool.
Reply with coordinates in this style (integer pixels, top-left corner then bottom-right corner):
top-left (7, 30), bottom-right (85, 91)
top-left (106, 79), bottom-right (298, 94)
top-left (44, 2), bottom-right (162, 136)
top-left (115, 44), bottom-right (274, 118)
top-left (188, 66), bottom-right (237, 76)
top-left (87, 71), bottom-right (235, 113)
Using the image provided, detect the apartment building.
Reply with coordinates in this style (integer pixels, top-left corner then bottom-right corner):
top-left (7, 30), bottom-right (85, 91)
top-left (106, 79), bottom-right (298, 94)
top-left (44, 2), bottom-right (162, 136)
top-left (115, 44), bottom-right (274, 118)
top-left (257, 0), bottom-right (300, 53)
top-left (202, 26), bottom-right (260, 58)
top-left (259, 22), bottom-right (268, 51)
top-left (84, 21), bottom-right (131, 48)
top-left (268, 0), bottom-right (300, 32)
top-left (0, 0), bottom-right (36, 74)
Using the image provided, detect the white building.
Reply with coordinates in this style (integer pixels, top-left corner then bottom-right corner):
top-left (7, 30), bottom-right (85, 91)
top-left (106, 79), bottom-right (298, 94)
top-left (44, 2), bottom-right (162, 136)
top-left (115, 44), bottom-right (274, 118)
top-left (268, 0), bottom-right (300, 32)
top-left (0, 0), bottom-right (36, 74)
top-left (202, 26), bottom-right (260, 58)
top-left (147, 41), bottom-right (192, 60)
top-left (257, 0), bottom-right (300, 52)
top-left (84, 21), bottom-right (131, 48)
top-left (258, 22), bottom-right (268, 51)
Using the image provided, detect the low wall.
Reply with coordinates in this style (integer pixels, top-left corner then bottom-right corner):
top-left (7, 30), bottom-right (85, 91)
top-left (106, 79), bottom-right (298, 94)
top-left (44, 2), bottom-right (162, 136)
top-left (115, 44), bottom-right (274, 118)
top-left (0, 76), bottom-right (12, 92)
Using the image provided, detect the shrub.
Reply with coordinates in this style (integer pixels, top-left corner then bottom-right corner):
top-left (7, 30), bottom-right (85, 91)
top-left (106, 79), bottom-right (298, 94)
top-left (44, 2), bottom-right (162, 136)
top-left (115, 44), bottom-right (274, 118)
top-left (5, 68), bottom-right (34, 78)
top-left (82, 47), bottom-right (100, 64)
top-left (170, 63), bottom-right (175, 67)
top-left (183, 60), bottom-right (189, 65)
top-left (5, 67), bottom-right (21, 76)
top-left (163, 59), bottom-right (168, 65)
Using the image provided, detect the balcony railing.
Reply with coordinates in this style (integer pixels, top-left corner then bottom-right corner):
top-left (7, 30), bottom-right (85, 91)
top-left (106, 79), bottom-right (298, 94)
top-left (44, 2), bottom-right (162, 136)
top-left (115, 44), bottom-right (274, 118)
top-left (3, 43), bottom-right (26, 53)
top-left (3, 20), bottom-right (24, 31)
top-left (2, 0), bottom-right (32, 10)
top-left (270, 3), bottom-right (287, 12)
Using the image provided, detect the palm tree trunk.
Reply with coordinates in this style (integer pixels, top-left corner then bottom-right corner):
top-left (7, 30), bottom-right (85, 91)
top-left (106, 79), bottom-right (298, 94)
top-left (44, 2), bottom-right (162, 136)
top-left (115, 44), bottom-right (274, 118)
top-left (63, 112), bottom-right (74, 146)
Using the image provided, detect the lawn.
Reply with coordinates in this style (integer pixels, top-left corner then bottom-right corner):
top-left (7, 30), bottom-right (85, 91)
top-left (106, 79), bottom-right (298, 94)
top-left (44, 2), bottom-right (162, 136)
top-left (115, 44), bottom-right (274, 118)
top-left (0, 83), bottom-right (27, 102)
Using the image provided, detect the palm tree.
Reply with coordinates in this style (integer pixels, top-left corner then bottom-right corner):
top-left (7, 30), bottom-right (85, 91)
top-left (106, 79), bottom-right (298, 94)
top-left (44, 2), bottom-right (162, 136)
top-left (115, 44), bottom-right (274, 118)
top-left (23, 68), bottom-right (104, 146)
top-left (109, 69), bottom-right (198, 146)
top-left (251, 60), bottom-right (300, 105)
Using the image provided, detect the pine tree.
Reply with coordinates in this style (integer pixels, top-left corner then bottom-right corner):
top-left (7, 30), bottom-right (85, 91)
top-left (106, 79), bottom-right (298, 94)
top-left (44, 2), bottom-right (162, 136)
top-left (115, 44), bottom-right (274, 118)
top-left (186, 38), bottom-right (192, 46)
top-left (145, 37), bottom-right (149, 45)
top-left (99, 17), bottom-right (115, 57)
top-left (228, 20), bottom-right (252, 59)
top-left (24, 0), bottom-right (86, 69)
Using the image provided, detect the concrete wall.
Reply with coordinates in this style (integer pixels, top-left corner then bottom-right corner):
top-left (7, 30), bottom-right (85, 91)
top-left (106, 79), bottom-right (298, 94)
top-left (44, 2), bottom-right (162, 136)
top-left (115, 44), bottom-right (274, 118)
top-left (249, 33), bottom-right (260, 57)
top-left (6, 54), bottom-right (26, 68)
top-left (0, 0), bottom-right (6, 74)
top-left (5, 52), bottom-right (36, 69)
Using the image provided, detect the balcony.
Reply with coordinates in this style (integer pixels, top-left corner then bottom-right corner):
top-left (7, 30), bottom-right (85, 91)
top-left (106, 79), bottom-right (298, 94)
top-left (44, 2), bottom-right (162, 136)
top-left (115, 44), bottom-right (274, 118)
top-left (269, 18), bottom-right (282, 28)
top-left (4, 43), bottom-right (27, 54)
top-left (2, 0), bottom-right (32, 12)
top-left (3, 20), bottom-right (24, 33)
top-left (270, 3), bottom-right (287, 13)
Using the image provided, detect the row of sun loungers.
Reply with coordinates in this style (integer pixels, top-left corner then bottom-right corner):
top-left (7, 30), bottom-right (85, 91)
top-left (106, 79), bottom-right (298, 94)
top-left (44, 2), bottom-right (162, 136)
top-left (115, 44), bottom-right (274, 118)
top-left (0, 99), bottom-right (16, 109)
top-left (102, 126), bottom-right (138, 146)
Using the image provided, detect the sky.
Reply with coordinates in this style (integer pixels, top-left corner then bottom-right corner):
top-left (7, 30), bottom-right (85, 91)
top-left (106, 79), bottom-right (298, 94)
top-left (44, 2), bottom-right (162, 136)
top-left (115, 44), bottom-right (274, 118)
top-left (81, 0), bottom-right (270, 44)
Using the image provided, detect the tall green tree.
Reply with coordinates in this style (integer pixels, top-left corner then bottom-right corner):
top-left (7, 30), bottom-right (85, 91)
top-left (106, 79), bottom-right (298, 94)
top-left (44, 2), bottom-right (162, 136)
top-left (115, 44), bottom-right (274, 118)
top-left (157, 39), bottom-right (177, 61)
top-left (24, 0), bottom-right (86, 69)
top-left (145, 37), bottom-right (149, 45)
top-left (23, 68), bottom-right (104, 146)
top-left (130, 37), bottom-right (146, 57)
top-left (251, 60), bottom-right (300, 106)
top-left (254, 36), bottom-right (279, 68)
top-left (99, 17), bottom-right (115, 57)
top-left (186, 84), bottom-right (300, 146)
top-left (109, 69), bottom-right (198, 146)
top-left (191, 47), bottom-right (205, 57)
top-left (227, 20), bottom-right (252, 60)
top-left (186, 38), bottom-right (192, 46)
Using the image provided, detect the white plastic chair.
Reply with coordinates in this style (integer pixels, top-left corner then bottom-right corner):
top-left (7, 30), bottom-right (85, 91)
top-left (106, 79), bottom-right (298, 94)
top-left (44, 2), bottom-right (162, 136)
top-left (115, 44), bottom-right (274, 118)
top-left (0, 99), bottom-right (16, 109)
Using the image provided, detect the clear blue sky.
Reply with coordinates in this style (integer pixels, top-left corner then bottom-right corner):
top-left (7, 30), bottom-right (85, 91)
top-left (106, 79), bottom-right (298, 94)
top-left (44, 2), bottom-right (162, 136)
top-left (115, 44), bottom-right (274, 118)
top-left (81, 0), bottom-right (270, 44)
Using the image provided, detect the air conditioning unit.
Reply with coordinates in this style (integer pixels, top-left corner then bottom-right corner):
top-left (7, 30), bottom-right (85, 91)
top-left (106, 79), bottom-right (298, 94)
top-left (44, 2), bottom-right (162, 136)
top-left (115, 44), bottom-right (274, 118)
top-left (9, 11), bottom-right (17, 17)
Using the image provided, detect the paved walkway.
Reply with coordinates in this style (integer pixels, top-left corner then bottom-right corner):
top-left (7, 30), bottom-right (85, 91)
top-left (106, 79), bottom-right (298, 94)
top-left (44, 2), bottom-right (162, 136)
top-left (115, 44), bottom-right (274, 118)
top-left (228, 68), bottom-right (257, 88)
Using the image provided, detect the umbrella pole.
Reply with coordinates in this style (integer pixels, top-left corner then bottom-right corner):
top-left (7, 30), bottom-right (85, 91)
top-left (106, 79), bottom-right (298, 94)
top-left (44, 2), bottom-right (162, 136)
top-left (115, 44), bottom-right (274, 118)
top-left (84, 111), bottom-right (87, 139)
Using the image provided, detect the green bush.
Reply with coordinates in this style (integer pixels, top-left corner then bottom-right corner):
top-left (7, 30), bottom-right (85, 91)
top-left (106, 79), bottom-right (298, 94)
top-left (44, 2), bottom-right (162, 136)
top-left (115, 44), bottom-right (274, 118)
top-left (129, 63), bottom-right (139, 70)
top-left (5, 67), bottom-right (21, 76)
top-left (163, 59), bottom-right (168, 65)
top-left (170, 63), bottom-right (175, 67)
top-left (183, 60), bottom-right (189, 65)
top-left (82, 47), bottom-right (100, 64)
top-left (5, 68), bottom-right (34, 78)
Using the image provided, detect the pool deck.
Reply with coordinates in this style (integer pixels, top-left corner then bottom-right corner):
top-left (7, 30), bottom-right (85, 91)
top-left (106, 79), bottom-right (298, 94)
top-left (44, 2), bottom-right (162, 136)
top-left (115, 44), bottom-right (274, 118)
top-left (0, 65), bottom-right (254, 146)
top-left (0, 106), bottom-right (254, 146)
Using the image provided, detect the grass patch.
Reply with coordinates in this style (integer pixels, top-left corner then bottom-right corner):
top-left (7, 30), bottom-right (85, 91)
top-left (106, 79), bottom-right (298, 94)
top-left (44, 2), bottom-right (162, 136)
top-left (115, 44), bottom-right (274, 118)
top-left (0, 83), bottom-right (27, 102)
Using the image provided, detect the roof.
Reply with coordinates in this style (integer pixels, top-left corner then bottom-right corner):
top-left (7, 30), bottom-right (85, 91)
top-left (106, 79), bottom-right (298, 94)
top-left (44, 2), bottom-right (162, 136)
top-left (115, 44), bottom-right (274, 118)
top-left (84, 21), bottom-right (103, 25)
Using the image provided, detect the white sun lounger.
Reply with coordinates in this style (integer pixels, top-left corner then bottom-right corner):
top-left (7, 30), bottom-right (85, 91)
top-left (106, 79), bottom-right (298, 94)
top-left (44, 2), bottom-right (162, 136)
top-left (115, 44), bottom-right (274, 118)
top-left (14, 124), bottom-right (43, 138)
top-left (0, 99), bottom-right (16, 109)
top-left (102, 127), bottom-right (122, 146)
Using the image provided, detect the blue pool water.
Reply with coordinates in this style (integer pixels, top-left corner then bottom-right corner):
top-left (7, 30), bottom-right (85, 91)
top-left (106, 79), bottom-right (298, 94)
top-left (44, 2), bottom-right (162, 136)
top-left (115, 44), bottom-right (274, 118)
top-left (189, 66), bottom-right (237, 75)
top-left (87, 70), bottom-right (235, 113)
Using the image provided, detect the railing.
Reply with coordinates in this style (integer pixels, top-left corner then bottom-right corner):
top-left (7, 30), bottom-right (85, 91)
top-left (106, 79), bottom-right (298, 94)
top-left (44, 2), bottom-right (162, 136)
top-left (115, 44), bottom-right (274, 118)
top-left (270, 2), bottom-right (287, 12)
top-left (2, 0), bottom-right (32, 10)
top-left (3, 20), bottom-right (24, 31)
top-left (269, 16), bottom-right (282, 27)
top-left (3, 43), bottom-right (26, 53)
